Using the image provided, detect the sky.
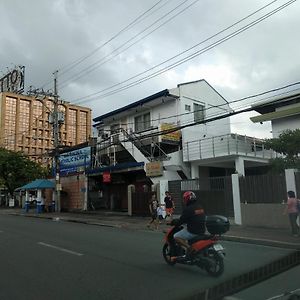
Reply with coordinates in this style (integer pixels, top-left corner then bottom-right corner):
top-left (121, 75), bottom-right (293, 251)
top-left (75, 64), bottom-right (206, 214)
top-left (1, 0), bottom-right (300, 139)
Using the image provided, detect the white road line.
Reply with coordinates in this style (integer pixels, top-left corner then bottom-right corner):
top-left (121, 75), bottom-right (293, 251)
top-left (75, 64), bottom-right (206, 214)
top-left (38, 242), bottom-right (83, 256)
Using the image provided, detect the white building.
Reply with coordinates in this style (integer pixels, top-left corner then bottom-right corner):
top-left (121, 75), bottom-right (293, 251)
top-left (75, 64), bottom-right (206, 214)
top-left (251, 89), bottom-right (300, 137)
top-left (90, 80), bottom-right (273, 212)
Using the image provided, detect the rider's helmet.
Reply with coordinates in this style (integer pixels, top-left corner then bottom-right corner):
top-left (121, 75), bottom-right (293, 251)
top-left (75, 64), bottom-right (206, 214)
top-left (183, 191), bottom-right (196, 206)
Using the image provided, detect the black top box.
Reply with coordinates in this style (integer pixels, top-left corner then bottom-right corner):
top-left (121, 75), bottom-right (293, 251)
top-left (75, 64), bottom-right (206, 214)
top-left (206, 215), bottom-right (230, 235)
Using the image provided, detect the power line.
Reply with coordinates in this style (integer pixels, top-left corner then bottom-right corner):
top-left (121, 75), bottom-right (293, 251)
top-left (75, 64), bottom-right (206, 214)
top-left (39, 0), bottom-right (169, 89)
top-left (72, 0), bottom-right (296, 104)
top-left (58, 0), bottom-right (198, 89)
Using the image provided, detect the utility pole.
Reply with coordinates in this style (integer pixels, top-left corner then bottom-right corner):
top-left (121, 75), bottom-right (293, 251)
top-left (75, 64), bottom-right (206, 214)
top-left (53, 70), bottom-right (61, 212)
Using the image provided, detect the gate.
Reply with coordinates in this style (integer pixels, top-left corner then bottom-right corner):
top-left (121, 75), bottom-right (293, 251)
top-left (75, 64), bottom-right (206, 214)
top-left (168, 177), bottom-right (234, 217)
top-left (239, 173), bottom-right (286, 203)
top-left (132, 191), bottom-right (152, 216)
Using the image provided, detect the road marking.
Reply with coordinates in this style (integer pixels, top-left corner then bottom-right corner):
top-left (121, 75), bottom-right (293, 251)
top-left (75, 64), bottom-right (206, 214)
top-left (38, 242), bottom-right (83, 256)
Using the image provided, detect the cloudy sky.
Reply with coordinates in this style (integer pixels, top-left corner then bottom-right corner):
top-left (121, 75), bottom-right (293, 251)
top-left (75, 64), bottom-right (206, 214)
top-left (1, 0), bottom-right (299, 138)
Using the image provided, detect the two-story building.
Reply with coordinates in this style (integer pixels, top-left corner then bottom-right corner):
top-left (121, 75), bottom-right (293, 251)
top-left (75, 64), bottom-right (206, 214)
top-left (88, 80), bottom-right (273, 213)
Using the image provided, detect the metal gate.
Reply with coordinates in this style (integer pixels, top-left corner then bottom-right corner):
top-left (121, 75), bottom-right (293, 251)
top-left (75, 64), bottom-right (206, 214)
top-left (132, 191), bottom-right (152, 216)
top-left (168, 177), bottom-right (234, 217)
top-left (239, 173), bottom-right (286, 203)
top-left (295, 172), bottom-right (300, 197)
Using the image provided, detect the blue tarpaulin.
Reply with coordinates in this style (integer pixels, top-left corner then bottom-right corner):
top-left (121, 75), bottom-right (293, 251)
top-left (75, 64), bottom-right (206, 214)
top-left (16, 179), bottom-right (54, 191)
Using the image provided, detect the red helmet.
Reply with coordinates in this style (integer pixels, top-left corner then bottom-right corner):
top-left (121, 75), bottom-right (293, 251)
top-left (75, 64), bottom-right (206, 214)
top-left (183, 191), bottom-right (196, 205)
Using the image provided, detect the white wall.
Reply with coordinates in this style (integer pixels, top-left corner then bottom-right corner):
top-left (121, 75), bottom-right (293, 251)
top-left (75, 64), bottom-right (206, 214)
top-left (272, 115), bottom-right (300, 138)
top-left (178, 80), bottom-right (232, 145)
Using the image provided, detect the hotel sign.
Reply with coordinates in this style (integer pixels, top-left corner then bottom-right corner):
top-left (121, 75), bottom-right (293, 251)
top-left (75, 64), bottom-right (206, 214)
top-left (0, 66), bottom-right (25, 93)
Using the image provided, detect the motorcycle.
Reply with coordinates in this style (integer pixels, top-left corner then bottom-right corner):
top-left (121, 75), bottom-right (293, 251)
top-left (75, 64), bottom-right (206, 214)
top-left (162, 215), bottom-right (230, 277)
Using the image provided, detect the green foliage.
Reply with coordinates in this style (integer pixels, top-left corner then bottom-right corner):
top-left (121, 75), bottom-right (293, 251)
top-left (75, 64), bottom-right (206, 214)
top-left (0, 148), bottom-right (48, 195)
top-left (264, 129), bottom-right (300, 172)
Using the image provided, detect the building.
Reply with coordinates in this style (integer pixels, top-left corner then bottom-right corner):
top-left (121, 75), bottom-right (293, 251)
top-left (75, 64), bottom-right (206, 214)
top-left (251, 89), bottom-right (300, 137)
top-left (89, 80), bottom-right (272, 213)
top-left (0, 92), bottom-right (92, 164)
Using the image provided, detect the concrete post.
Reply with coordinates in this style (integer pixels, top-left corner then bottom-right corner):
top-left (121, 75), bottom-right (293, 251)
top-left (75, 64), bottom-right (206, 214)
top-left (83, 175), bottom-right (88, 211)
top-left (191, 164), bottom-right (199, 179)
top-left (231, 174), bottom-right (242, 225)
top-left (37, 189), bottom-right (42, 213)
top-left (127, 185), bottom-right (135, 216)
top-left (234, 157), bottom-right (245, 177)
top-left (285, 169), bottom-right (297, 197)
top-left (159, 180), bottom-right (168, 205)
top-left (25, 190), bottom-right (29, 212)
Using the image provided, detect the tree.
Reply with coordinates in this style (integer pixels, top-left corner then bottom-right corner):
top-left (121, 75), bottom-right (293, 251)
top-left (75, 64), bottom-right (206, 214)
top-left (0, 148), bottom-right (48, 195)
top-left (264, 129), bottom-right (300, 172)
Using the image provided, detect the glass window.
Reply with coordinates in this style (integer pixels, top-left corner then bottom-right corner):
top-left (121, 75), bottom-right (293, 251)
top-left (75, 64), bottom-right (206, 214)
top-left (134, 112), bottom-right (151, 132)
top-left (193, 103), bottom-right (205, 123)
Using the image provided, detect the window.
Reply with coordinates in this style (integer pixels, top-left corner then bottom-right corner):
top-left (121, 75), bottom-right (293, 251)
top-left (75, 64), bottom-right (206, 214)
top-left (193, 103), bottom-right (205, 123)
top-left (134, 112), bottom-right (151, 132)
top-left (185, 104), bottom-right (191, 111)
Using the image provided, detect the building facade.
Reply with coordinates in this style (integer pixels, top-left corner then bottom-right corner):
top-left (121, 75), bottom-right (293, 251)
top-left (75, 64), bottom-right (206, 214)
top-left (89, 80), bottom-right (272, 213)
top-left (251, 90), bottom-right (300, 137)
top-left (0, 92), bottom-right (92, 164)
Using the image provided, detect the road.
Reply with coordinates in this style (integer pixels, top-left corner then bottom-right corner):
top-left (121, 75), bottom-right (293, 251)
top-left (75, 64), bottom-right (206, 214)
top-left (0, 215), bottom-right (296, 300)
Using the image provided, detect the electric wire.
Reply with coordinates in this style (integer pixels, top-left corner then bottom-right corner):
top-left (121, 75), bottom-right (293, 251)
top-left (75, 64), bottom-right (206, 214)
top-left (72, 0), bottom-right (296, 104)
top-left (58, 0), bottom-right (198, 89)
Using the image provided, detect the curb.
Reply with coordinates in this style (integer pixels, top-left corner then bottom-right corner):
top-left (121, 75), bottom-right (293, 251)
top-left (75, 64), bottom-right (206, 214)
top-left (222, 235), bottom-right (300, 250)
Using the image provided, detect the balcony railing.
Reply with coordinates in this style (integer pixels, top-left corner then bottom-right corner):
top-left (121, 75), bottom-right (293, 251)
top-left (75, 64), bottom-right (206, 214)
top-left (183, 133), bottom-right (278, 162)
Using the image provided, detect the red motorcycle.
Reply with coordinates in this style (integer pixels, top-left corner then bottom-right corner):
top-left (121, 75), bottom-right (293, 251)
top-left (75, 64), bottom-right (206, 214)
top-left (162, 215), bottom-right (230, 277)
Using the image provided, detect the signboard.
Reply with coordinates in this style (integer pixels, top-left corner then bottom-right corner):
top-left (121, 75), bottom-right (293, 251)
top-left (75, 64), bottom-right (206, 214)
top-left (159, 123), bottom-right (181, 144)
top-left (0, 66), bottom-right (25, 93)
top-left (145, 161), bottom-right (163, 177)
top-left (59, 147), bottom-right (91, 175)
top-left (103, 171), bottom-right (111, 183)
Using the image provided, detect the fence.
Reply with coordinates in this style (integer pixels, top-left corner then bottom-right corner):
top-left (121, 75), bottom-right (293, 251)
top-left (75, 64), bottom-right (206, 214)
top-left (239, 174), bottom-right (286, 204)
top-left (168, 176), bottom-right (234, 217)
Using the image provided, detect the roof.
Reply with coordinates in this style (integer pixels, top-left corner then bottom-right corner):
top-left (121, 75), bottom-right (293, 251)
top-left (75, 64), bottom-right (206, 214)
top-left (93, 89), bottom-right (173, 123)
top-left (252, 89), bottom-right (300, 114)
top-left (16, 179), bottom-right (55, 191)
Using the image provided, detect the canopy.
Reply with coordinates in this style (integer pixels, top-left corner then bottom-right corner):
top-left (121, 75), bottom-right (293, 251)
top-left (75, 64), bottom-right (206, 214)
top-left (16, 179), bottom-right (55, 191)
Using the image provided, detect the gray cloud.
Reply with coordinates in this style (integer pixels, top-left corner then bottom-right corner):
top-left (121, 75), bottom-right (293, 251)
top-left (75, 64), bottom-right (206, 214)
top-left (1, 0), bottom-right (299, 139)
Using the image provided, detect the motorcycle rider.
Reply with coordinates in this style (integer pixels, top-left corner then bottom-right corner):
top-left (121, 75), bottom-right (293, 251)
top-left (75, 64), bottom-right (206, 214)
top-left (171, 191), bottom-right (206, 260)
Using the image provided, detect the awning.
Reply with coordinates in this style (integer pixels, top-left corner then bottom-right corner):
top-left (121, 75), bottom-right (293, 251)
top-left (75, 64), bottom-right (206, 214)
top-left (15, 179), bottom-right (55, 191)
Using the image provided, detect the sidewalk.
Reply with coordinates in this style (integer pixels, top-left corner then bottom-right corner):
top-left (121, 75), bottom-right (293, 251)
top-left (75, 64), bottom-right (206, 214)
top-left (1, 208), bottom-right (300, 249)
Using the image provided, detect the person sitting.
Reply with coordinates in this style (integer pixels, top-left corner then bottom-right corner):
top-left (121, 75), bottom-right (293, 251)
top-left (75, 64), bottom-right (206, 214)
top-left (172, 191), bottom-right (206, 260)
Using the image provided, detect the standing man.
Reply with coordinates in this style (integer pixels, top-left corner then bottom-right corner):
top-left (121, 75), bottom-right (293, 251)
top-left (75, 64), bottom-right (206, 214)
top-left (164, 191), bottom-right (175, 221)
top-left (147, 194), bottom-right (159, 230)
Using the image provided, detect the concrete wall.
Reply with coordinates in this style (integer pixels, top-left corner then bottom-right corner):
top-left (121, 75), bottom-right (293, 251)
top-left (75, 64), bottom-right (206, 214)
top-left (241, 203), bottom-right (290, 229)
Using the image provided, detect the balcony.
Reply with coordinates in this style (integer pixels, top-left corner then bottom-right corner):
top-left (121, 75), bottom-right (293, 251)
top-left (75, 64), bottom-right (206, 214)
top-left (183, 133), bottom-right (277, 162)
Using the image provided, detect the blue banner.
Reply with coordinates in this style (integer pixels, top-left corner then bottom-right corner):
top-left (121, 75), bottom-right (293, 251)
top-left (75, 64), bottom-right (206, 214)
top-left (59, 147), bottom-right (91, 175)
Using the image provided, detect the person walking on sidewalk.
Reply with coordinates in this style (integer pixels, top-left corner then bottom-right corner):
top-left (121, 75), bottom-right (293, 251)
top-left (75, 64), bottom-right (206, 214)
top-left (147, 194), bottom-right (159, 230)
top-left (284, 190), bottom-right (299, 237)
top-left (164, 191), bottom-right (175, 221)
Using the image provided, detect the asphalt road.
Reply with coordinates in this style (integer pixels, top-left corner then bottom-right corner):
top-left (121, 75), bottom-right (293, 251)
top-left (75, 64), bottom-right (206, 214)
top-left (0, 215), bottom-right (295, 300)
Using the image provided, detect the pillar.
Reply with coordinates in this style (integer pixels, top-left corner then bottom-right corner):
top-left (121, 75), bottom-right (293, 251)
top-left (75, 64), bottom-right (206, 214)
top-left (235, 157), bottom-right (245, 177)
top-left (191, 164), bottom-right (199, 179)
top-left (231, 174), bottom-right (242, 225)
top-left (127, 185), bottom-right (135, 216)
top-left (285, 169), bottom-right (297, 197)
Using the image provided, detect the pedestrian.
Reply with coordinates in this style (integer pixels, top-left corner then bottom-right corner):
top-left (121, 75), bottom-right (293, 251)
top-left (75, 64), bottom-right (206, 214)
top-left (284, 190), bottom-right (299, 237)
top-left (157, 204), bottom-right (164, 224)
top-left (147, 194), bottom-right (159, 230)
top-left (164, 191), bottom-right (175, 221)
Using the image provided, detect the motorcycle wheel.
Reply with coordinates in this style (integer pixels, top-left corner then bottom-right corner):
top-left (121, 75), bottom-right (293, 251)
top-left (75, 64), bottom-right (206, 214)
top-left (162, 243), bottom-right (176, 266)
top-left (205, 250), bottom-right (224, 277)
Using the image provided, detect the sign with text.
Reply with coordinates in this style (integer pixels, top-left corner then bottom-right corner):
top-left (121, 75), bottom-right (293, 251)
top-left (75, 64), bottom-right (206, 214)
top-left (145, 161), bottom-right (163, 177)
top-left (159, 123), bottom-right (181, 144)
top-left (0, 66), bottom-right (25, 93)
top-left (59, 147), bottom-right (91, 175)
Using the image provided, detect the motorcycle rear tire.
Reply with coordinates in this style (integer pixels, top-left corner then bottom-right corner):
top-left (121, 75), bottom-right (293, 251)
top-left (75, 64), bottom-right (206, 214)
top-left (162, 243), bottom-right (176, 266)
top-left (204, 250), bottom-right (224, 277)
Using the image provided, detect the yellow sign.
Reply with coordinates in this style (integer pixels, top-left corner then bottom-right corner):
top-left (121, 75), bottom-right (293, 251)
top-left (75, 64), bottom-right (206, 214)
top-left (159, 123), bottom-right (181, 143)
top-left (145, 161), bottom-right (163, 177)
